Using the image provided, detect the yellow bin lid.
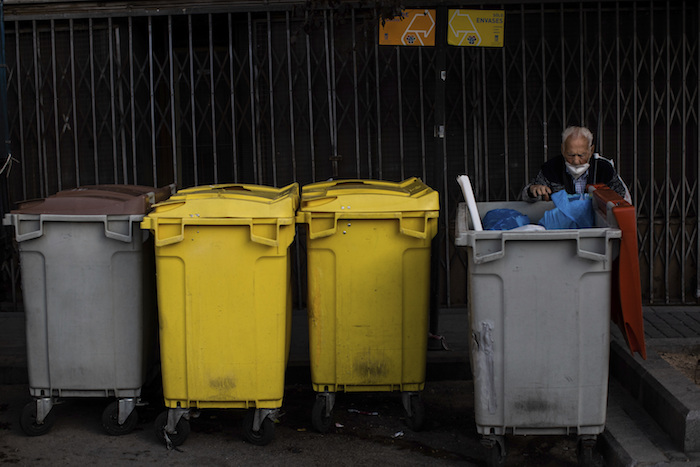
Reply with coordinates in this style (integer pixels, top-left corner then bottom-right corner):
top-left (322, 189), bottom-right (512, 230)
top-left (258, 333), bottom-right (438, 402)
top-left (299, 178), bottom-right (439, 213)
top-left (145, 183), bottom-right (299, 220)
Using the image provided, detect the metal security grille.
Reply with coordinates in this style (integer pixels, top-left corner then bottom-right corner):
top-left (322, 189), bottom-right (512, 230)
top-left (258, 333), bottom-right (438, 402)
top-left (2, 1), bottom-right (699, 308)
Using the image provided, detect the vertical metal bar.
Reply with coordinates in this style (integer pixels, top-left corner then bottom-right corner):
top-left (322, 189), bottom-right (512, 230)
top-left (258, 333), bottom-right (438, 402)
top-left (374, 23), bottom-right (382, 179)
top-left (33, 21), bottom-right (47, 197)
top-left (68, 18), bottom-right (80, 186)
top-left (579, 3), bottom-right (584, 122)
top-left (681, 0), bottom-right (687, 302)
top-left (461, 48), bottom-right (468, 176)
top-left (15, 23), bottom-right (27, 199)
top-left (560, 6), bottom-right (566, 124)
top-left (115, 26), bottom-right (128, 184)
top-left (128, 17), bottom-right (137, 184)
top-left (516, 5), bottom-right (528, 200)
top-left (419, 49), bottom-right (426, 181)
top-left (502, 11), bottom-right (512, 199)
top-left (209, 13), bottom-right (218, 184)
top-left (696, 0), bottom-right (700, 299)
top-left (283, 11), bottom-right (301, 310)
top-left (148, 16), bottom-right (157, 186)
top-left (168, 16), bottom-right (177, 186)
top-left (664, 1), bottom-right (671, 303)
top-left (365, 18), bottom-right (372, 177)
top-left (649, 4), bottom-right (655, 302)
top-left (397, 48), bottom-right (404, 180)
top-left (616, 4), bottom-right (621, 168)
top-left (480, 50), bottom-right (488, 196)
top-left (633, 4), bottom-right (639, 208)
top-left (253, 18), bottom-right (262, 184)
top-left (330, 10), bottom-right (339, 178)
top-left (324, 10), bottom-right (336, 178)
top-left (501, 10), bottom-right (514, 199)
top-left (438, 7), bottom-right (450, 307)
top-left (188, 15), bottom-right (198, 185)
top-left (430, 5), bottom-right (449, 311)
top-left (267, 12), bottom-right (277, 186)
top-left (541, 5), bottom-right (548, 163)
top-left (305, 11), bottom-right (315, 181)
top-left (248, 12), bottom-right (259, 183)
top-left (228, 13), bottom-right (239, 183)
top-left (108, 17), bottom-right (118, 183)
top-left (474, 52), bottom-right (481, 182)
top-left (597, 4), bottom-right (603, 145)
top-left (89, 18), bottom-right (98, 185)
top-left (352, 9), bottom-right (360, 178)
top-left (50, 20), bottom-right (61, 191)
top-left (286, 11), bottom-right (297, 181)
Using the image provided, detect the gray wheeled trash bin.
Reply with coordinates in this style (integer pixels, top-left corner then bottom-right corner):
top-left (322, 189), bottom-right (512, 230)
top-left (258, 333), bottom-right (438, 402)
top-left (4, 184), bottom-right (173, 436)
top-left (454, 194), bottom-right (622, 466)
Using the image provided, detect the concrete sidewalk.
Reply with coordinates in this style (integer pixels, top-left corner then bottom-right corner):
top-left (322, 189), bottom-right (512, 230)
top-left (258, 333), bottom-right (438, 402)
top-left (605, 306), bottom-right (700, 466)
top-left (2, 306), bottom-right (700, 466)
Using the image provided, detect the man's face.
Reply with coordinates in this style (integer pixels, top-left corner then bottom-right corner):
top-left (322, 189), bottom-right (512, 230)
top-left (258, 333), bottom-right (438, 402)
top-left (561, 136), bottom-right (593, 166)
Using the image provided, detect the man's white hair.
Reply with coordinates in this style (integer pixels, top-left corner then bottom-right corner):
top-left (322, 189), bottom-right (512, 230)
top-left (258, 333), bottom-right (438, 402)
top-left (562, 126), bottom-right (594, 147)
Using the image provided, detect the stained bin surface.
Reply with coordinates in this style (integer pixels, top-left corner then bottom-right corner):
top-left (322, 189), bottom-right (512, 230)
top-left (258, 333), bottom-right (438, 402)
top-left (455, 196), bottom-right (622, 436)
top-left (141, 183), bottom-right (298, 410)
top-left (3, 184), bottom-right (171, 398)
top-left (298, 178), bottom-right (439, 393)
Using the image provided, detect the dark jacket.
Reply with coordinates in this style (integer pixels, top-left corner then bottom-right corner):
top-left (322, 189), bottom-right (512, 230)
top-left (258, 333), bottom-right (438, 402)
top-left (522, 154), bottom-right (630, 201)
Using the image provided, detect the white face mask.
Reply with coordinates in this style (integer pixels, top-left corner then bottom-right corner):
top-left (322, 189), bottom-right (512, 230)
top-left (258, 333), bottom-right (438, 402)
top-left (566, 162), bottom-right (590, 179)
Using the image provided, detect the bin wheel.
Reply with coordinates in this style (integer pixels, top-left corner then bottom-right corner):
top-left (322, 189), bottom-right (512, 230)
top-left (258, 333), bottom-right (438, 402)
top-left (311, 396), bottom-right (333, 433)
top-left (481, 436), bottom-right (505, 467)
top-left (487, 444), bottom-right (504, 467)
top-left (242, 409), bottom-right (275, 446)
top-left (404, 395), bottom-right (425, 432)
top-left (576, 437), bottom-right (597, 467)
top-left (101, 400), bottom-right (138, 436)
top-left (20, 402), bottom-right (55, 436)
top-left (154, 410), bottom-right (190, 447)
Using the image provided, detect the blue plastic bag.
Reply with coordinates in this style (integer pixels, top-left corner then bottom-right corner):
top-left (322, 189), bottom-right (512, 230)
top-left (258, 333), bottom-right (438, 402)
top-left (538, 190), bottom-right (594, 229)
top-left (482, 209), bottom-right (531, 231)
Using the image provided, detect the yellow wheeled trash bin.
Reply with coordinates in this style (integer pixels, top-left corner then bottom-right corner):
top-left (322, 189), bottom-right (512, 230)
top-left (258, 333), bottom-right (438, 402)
top-left (141, 183), bottom-right (298, 447)
top-left (297, 178), bottom-right (439, 433)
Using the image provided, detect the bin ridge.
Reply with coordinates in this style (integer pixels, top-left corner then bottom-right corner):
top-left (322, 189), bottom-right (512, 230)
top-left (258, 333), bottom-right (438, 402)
top-left (299, 178), bottom-right (439, 214)
top-left (150, 183), bottom-right (299, 220)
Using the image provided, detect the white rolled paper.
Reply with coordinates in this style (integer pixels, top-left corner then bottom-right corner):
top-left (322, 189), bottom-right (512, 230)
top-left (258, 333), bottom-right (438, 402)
top-left (457, 175), bottom-right (483, 231)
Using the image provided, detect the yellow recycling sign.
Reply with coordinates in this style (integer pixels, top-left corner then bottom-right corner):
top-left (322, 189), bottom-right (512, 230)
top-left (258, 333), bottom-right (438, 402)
top-left (378, 9), bottom-right (436, 46)
top-left (448, 9), bottom-right (505, 47)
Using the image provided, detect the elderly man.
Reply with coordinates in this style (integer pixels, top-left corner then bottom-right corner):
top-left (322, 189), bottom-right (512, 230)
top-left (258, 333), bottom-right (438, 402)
top-left (522, 126), bottom-right (631, 203)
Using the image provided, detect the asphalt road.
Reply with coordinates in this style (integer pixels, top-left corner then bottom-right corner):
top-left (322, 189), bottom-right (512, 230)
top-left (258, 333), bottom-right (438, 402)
top-left (0, 377), bottom-right (593, 467)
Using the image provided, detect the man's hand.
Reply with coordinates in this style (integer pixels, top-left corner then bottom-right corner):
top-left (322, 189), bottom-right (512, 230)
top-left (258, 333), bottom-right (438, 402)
top-left (529, 184), bottom-right (552, 201)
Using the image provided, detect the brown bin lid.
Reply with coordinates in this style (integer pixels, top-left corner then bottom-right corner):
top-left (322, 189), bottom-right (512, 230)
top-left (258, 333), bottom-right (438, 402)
top-left (13, 184), bottom-right (174, 216)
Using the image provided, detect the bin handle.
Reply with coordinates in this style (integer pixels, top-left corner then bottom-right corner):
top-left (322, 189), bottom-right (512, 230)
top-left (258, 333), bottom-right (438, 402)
top-left (470, 244), bottom-right (505, 264)
top-left (145, 219), bottom-right (184, 247)
top-left (399, 213), bottom-right (435, 240)
top-left (248, 219), bottom-right (282, 247)
top-left (6, 214), bottom-right (138, 243)
top-left (575, 230), bottom-right (620, 262)
top-left (103, 216), bottom-right (141, 243)
top-left (304, 213), bottom-right (437, 240)
top-left (146, 218), bottom-right (291, 247)
top-left (306, 213), bottom-right (339, 239)
top-left (470, 231), bottom-right (614, 264)
top-left (4, 214), bottom-right (44, 242)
